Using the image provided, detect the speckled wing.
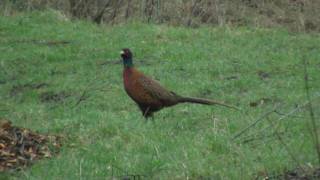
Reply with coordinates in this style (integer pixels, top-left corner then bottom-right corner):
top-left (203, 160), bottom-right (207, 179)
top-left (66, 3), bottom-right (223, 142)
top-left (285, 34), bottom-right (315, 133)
top-left (137, 76), bottom-right (179, 105)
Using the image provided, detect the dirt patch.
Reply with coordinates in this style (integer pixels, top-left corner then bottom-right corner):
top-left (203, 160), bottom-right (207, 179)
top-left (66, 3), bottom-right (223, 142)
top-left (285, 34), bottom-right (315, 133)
top-left (224, 75), bottom-right (239, 80)
top-left (10, 83), bottom-right (49, 97)
top-left (257, 70), bottom-right (271, 80)
top-left (39, 91), bottom-right (71, 103)
top-left (249, 97), bottom-right (274, 107)
top-left (257, 167), bottom-right (320, 180)
top-left (0, 119), bottom-right (62, 172)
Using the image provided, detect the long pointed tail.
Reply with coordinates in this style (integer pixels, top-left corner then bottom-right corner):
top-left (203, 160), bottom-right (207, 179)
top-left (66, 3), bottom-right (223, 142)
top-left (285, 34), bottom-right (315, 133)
top-left (179, 96), bottom-right (239, 110)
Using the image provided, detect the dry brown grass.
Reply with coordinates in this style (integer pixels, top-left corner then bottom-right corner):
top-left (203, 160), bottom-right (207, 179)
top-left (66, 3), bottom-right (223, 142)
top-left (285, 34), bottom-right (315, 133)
top-left (1, 0), bottom-right (320, 32)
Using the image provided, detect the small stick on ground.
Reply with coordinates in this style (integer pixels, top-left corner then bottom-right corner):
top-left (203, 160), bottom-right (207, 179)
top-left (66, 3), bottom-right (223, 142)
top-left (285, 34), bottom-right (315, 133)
top-left (232, 104), bottom-right (281, 140)
top-left (73, 81), bottom-right (96, 108)
top-left (234, 94), bottom-right (320, 141)
top-left (73, 78), bottom-right (109, 108)
top-left (266, 116), bottom-right (305, 172)
top-left (242, 131), bottom-right (286, 144)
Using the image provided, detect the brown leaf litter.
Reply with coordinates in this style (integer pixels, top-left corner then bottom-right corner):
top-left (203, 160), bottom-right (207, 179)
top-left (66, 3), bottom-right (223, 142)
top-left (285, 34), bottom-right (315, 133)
top-left (0, 119), bottom-right (62, 172)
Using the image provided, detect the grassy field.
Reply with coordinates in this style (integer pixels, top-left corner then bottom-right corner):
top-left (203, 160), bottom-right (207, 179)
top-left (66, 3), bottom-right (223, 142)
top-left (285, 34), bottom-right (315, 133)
top-left (0, 10), bottom-right (319, 179)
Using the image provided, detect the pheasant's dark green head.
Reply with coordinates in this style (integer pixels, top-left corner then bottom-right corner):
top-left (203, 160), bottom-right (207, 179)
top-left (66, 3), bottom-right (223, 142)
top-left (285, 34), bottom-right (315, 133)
top-left (120, 48), bottom-right (133, 67)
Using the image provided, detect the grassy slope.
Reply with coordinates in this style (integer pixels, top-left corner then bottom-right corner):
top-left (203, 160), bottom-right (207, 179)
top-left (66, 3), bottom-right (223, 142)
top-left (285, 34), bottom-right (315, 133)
top-left (0, 11), bottom-right (319, 179)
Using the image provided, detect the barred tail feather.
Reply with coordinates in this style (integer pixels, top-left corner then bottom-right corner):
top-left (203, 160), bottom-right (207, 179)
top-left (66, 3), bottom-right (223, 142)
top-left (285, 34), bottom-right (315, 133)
top-left (179, 96), bottom-right (239, 110)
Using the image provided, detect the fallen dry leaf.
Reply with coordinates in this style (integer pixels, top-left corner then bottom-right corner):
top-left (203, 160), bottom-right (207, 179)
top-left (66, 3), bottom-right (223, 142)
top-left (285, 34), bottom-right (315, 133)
top-left (0, 119), bottom-right (62, 171)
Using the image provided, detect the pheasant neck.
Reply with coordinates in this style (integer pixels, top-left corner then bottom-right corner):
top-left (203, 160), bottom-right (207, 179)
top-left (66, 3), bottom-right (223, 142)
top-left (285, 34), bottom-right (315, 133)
top-left (123, 58), bottom-right (134, 68)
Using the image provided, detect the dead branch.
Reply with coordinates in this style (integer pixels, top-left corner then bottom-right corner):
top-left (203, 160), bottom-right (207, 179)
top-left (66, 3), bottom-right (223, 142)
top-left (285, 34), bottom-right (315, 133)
top-left (93, 0), bottom-right (113, 24)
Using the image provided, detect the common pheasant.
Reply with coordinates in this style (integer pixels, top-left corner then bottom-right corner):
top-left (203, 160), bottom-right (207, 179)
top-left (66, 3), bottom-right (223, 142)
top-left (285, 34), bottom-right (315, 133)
top-left (121, 48), bottom-right (238, 118)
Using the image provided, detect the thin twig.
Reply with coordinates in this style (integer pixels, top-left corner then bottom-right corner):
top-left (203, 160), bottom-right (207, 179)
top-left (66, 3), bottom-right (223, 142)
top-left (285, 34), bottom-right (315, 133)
top-left (74, 89), bottom-right (89, 107)
top-left (240, 94), bottom-right (320, 140)
top-left (235, 94), bottom-right (320, 141)
top-left (271, 94), bottom-right (320, 132)
top-left (266, 116), bottom-right (305, 171)
top-left (73, 77), bottom-right (107, 108)
top-left (232, 104), bottom-right (282, 140)
top-left (73, 89), bottom-right (92, 108)
top-left (303, 57), bottom-right (320, 165)
top-left (274, 109), bottom-right (303, 118)
top-left (242, 131), bottom-right (286, 144)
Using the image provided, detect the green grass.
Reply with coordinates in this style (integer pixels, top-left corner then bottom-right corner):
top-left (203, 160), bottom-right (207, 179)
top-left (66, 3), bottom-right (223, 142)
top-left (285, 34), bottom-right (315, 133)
top-left (0, 10), bottom-right (319, 179)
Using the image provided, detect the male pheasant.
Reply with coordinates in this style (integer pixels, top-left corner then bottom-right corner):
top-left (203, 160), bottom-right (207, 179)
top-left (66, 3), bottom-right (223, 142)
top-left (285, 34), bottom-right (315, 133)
top-left (121, 48), bottom-right (238, 118)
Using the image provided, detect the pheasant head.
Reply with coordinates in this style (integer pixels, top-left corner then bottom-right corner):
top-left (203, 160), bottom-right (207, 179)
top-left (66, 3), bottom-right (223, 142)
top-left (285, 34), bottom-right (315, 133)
top-left (120, 48), bottom-right (133, 68)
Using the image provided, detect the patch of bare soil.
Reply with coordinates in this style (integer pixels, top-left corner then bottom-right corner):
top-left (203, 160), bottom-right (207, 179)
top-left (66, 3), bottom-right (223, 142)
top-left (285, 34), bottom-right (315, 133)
top-left (257, 70), bottom-right (271, 80)
top-left (39, 91), bottom-right (71, 103)
top-left (10, 83), bottom-right (49, 97)
top-left (249, 97), bottom-right (282, 107)
top-left (249, 97), bottom-right (273, 107)
top-left (0, 119), bottom-right (62, 172)
top-left (257, 167), bottom-right (320, 180)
